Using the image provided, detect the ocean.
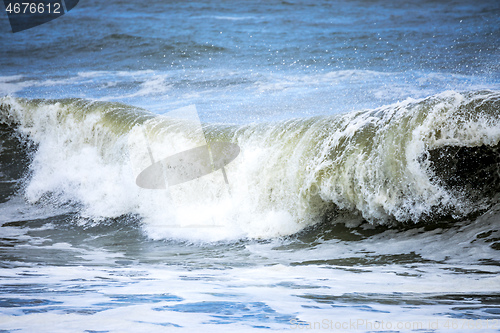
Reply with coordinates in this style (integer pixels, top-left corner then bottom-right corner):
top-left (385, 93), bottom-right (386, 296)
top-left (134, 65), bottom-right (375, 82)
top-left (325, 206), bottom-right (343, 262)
top-left (1, 0), bottom-right (500, 332)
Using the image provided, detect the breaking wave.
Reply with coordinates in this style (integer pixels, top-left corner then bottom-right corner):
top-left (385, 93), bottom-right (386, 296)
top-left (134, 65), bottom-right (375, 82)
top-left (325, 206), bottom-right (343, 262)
top-left (1, 90), bottom-right (499, 240)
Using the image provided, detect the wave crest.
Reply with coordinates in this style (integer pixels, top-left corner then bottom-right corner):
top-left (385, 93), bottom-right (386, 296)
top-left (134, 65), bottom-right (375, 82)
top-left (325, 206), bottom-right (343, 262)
top-left (1, 90), bottom-right (499, 240)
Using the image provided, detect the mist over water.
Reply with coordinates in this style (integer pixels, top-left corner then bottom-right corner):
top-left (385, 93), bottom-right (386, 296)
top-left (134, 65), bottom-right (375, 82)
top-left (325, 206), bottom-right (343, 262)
top-left (1, 0), bottom-right (500, 331)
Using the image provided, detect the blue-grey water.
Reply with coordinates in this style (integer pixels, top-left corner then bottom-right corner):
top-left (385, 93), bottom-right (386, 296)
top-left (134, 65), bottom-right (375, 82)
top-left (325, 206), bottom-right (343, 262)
top-left (1, 0), bottom-right (500, 332)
